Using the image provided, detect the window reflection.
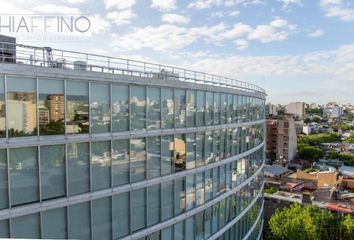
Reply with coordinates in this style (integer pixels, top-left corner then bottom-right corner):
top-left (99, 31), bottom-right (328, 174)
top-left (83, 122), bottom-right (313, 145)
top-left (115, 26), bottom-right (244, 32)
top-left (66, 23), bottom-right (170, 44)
top-left (66, 81), bottom-right (89, 134)
top-left (162, 135), bottom-right (173, 175)
top-left (186, 133), bottom-right (196, 169)
top-left (0, 77), bottom-right (5, 137)
top-left (147, 136), bottom-right (161, 179)
top-left (130, 138), bottom-right (146, 182)
top-left (91, 141), bottom-right (111, 191)
top-left (112, 139), bottom-right (129, 186)
top-left (147, 87), bottom-right (161, 130)
top-left (0, 149), bottom-right (8, 209)
top-left (205, 92), bottom-right (213, 126)
top-left (196, 91), bottom-right (205, 126)
top-left (112, 84), bottom-right (129, 132)
top-left (174, 89), bottom-right (186, 128)
top-left (131, 85), bottom-right (146, 130)
top-left (38, 79), bottom-right (64, 135)
top-left (7, 77), bottom-right (37, 137)
top-left (174, 178), bottom-right (185, 215)
top-left (162, 88), bottom-right (174, 128)
top-left (186, 90), bottom-right (196, 127)
top-left (90, 83), bottom-right (110, 133)
top-left (174, 134), bottom-right (186, 172)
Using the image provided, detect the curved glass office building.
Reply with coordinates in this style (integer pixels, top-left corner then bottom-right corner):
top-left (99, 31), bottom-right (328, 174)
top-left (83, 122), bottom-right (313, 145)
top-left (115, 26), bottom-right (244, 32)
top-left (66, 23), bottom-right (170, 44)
top-left (0, 41), bottom-right (266, 240)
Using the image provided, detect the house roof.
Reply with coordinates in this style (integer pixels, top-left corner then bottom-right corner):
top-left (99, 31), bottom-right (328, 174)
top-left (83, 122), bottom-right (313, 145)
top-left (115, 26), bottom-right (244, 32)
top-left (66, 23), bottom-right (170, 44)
top-left (340, 166), bottom-right (354, 177)
top-left (264, 164), bottom-right (290, 177)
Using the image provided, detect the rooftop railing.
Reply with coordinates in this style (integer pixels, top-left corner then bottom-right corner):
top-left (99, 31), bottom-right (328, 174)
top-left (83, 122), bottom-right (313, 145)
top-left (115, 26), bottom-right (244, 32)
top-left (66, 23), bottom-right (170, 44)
top-left (0, 42), bottom-right (265, 94)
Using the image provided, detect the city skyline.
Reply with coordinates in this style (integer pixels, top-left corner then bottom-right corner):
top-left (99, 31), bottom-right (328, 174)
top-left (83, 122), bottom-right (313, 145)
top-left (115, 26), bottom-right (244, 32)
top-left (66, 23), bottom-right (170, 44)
top-left (1, 0), bottom-right (354, 104)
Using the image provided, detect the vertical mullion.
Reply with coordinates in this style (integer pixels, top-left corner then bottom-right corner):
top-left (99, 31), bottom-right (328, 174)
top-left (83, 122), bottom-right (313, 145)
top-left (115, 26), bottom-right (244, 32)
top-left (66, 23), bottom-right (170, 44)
top-left (4, 75), bottom-right (8, 139)
top-left (6, 148), bottom-right (10, 209)
top-left (36, 77), bottom-right (39, 137)
top-left (38, 145), bottom-right (41, 202)
top-left (64, 80), bottom-right (67, 135)
top-left (88, 81), bottom-right (91, 134)
top-left (65, 144), bottom-right (69, 197)
top-left (110, 83), bottom-right (112, 133)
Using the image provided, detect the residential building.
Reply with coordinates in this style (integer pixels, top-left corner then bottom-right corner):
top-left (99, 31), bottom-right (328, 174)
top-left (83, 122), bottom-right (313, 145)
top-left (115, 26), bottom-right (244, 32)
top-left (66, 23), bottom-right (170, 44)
top-left (286, 102), bottom-right (305, 117)
top-left (331, 106), bottom-right (343, 118)
top-left (266, 103), bottom-right (278, 117)
top-left (266, 116), bottom-right (297, 165)
top-left (0, 38), bottom-right (266, 240)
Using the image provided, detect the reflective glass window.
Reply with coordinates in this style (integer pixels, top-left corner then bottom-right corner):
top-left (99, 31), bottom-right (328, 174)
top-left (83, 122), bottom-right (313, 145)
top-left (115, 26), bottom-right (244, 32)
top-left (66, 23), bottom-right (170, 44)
top-left (112, 84), bottom-right (129, 131)
top-left (42, 207), bottom-right (66, 239)
top-left (186, 175), bottom-right (195, 210)
top-left (11, 213), bottom-right (39, 238)
top-left (205, 131), bottom-right (213, 164)
top-left (68, 202), bottom-right (91, 240)
top-left (214, 92), bottom-right (220, 125)
top-left (212, 203), bottom-right (219, 233)
top-left (130, 138), bottom-right (146, 182)
top-left (9, 147), bottom-right (38, 206)
top-left (161, 135), bottom-right (174, 175)
top-left (186, 90), bottom-right (196, 127)
top-left (204, 207), bottom-right (212, 238)
top-left (186, 133), bottom-right (196, 169)
top-left (147, 136), bottom-right (161, 179)
top-left (132, 188), bottom-right (146, 232)
top-left (92, 197), bottom-right (111, 240)
top-left (196, 172), bottom-right (204, 206)
top-left (91, 141), bottom-right (111, 191)
top-left (174, 178), bottom-right (186, 215)
top-left (112, 139), bottom-right (129, 186)
top-left (186, 216), bottom-right (195, 240)
top-left (196, 132), bottom-right (205, 167)
top-left (205, 170), bottom-right (212, 202)
top-left (161, 181), bottom-right (173, 220)
top-left (174, 134), bottom-right (186, 172)
top-left (174, 221), bottom-right (184, 240)
top-left (41, 145), bottom-right (65, 200)
top-left (0, 220), bottom-right (9, 238)
top-left (90, 82), bottom-right (110, 133)
top-left (205, 92), bottom-right (213, 125)
top-left (162, 88), bottom-right (174, 128)
top-left (227, 94), bottom-right (233, 124)
top-left (147, 87), bottom-right (161, 130)
top-left (213, 130), bottom-right (221, 161)
top-left (0, 77), bottom-right (5, 137)
top-left (131, 85), bottom-right (146, 130)
top-left (196, 90), bottom-right (205, 126)
top-left (196, 211), bottom-right (204, 240)
top-left (0, 149), bottom-right (8, 209)
top-left (147, 184), bottom-right (160, 226)
top-left (220, 93), bottom-right (227, 124)
top-left (38, 79), bottom-right (64, 135)
top-left (7, 76), bottom-right (37, 137)
top-left (113, 192), bottom-right (129, 238)
top-left (161, 226), bottom-right (173, 240)
top-left (175, 88), bottom-right (186, 128)
top-left (68, 142), bottom-right (90, 195)
top-left (66, 81), bottom-right (89, 134)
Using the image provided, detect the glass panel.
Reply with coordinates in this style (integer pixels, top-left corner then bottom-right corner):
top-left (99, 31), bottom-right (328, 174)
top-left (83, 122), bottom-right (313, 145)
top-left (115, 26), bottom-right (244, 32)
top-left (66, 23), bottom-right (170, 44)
top-left (212, 203), bottom-right (219, 233)
top-left (196, 211), bottom-right (204, 240)
top-left (214, 92), bottom-right (220, 125)
top-left (220, 165), bottom-right (226, 194)
top-left (196, 172), bottom-right (204, 206)
top-left (162, 87), bottom-right (174, 128)
top-left (68, 142), bottom-right (90, 195)
top-left (161, 135), bottom-right (173, 175)
top-left (147, 232), bottom-right (160, 240)
top-left (186, 175), bottom-right (195, 210)
top-left (38, 79), bottom-right (64, 135)
top-left (42, 207), bottom-right (66, 239)
top-left (113, 192), bottom-right (129, 238)
top-left (196, 132), bottom-right (205, 167)
top-left (227, 94), bottom-right (233, 124)
top-left (204, 207), bottom-right (212, 238)
top-left (92, 197), bottom-right (111, 240)
top-left (174, 221), bottom-right (184, 240)
top-left (7, 76), bottom-right (36, 137)
top-left (41, 145), bottom-right (65, 200)
top-left (214, 130), bottom-right (221, 161)
top-left (233, 95), bottom-right (238, 123)
top-left (186, 216), bottom-right (195, 240)
top-left (161, 226), bottom-right (173, 240)
top-left (174, 134), bottom-right (186, 172)
top-left (131, 85), bottom-right (146, 130)
top-left (174, 178), bottom-right (186, 215)
top-left (130, 138), bottom-right (146, 183)
top-left (175, 88), bottom-right (186, 128)
top-left (0, 77), bottom-right (5, 137)
top-left (186, 133), bottom-right (196, 169)
top-left (9, 147), bottom-right (38, 206)
top-left (205, 169), bottom-right (212, 202)
top-left (186, 90), bottom-right (196, 127)
top-left (161, 181), bottom-right (173, 221)
top-left (147, 87), bottom-right (161, 130)
top-left (112, 139), bottom-right (129, 186)
top-left (11, 213), bottom-right (40, 238)
top-left (91, 141), bottom-right (111, 191)
top-left (213, 167), bottom-right (219, 197)
top-left (196, 90), bottom-right (205, 126)
top-left (205, 131), bottom-right (213, 164)
top-left (0, 149), bottom-right (8, 209)
top-left (147, 136), bottom-right (161, 179)
top-left (221, 93), bottom-right (227, 124)
top-left (90, 82), bottom-right (110, 133)
top-left (66, 81), bottom-right (89, 134)
top-left (205, 92), bottom-right (213, 126)
top-left (112, 84), bottom-right (129, 131)
top-left (68, 202), bottom-right (91, 240)
top-left (0, 220), bottom-right (9, 238)
top-left (131, 188), bottom-right (146, 232)
top-left (148, 184), bottom-right (160, 226)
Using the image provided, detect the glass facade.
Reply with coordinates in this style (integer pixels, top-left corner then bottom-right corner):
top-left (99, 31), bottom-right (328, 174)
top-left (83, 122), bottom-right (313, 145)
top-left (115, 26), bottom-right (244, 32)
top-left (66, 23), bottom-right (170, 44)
top-left (0, 73), bottom-right (265, 240)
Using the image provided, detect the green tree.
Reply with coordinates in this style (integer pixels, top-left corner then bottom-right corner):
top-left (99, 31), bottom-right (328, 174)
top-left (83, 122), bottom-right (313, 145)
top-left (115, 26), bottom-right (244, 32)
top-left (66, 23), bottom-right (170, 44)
top-left (298, 144), bottom-right (324, 160)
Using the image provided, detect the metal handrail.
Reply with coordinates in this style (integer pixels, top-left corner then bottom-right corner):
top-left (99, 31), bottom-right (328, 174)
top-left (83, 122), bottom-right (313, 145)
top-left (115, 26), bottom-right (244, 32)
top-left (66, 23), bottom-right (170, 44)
top-left (0, 42), bottom-right (266, 94)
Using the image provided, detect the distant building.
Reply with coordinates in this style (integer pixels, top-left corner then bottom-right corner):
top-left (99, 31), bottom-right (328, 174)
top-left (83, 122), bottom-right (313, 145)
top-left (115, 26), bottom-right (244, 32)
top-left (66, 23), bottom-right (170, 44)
top-left (266, 103), bottom-right (278, 117)
top-left (286, 102), bottom-right (305, 117)
top-left (331, 106), bottom-right (343, 118)
top-left (266, 116), bottom-right (297, 165)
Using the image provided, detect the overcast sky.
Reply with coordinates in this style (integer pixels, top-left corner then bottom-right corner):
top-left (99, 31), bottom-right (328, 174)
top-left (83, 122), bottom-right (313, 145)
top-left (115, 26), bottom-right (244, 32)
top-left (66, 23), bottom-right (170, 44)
top-left (2, 0), bottom-right (354, 105)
